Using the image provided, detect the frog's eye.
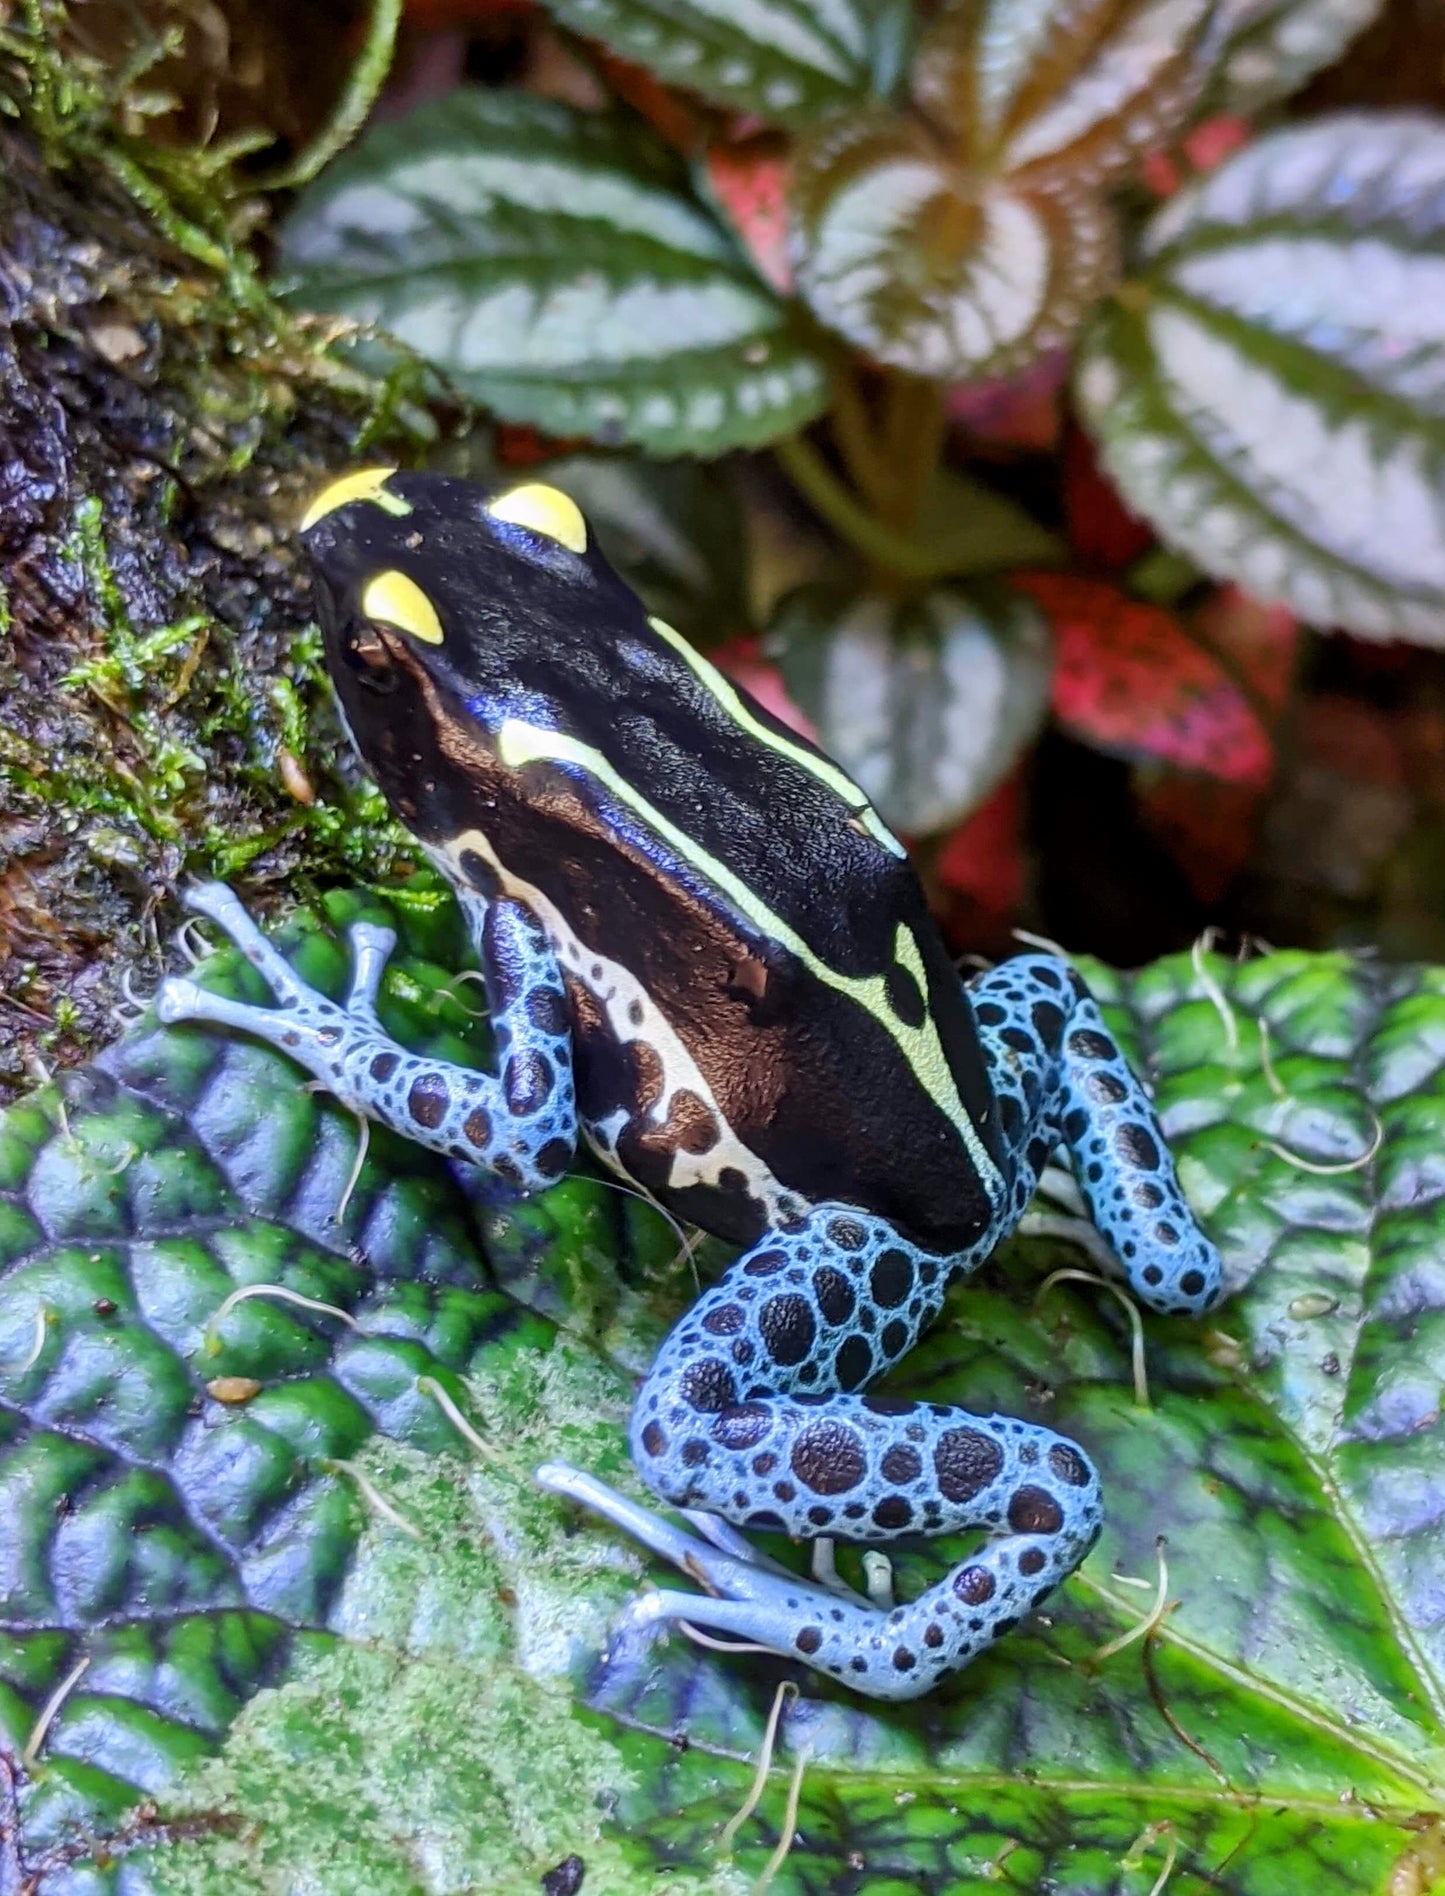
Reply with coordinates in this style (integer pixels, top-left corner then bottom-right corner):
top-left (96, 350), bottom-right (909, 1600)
top-left (485, 483), bottom-right (588, 555)
top-left (360, 569), bottom-right (444, 645)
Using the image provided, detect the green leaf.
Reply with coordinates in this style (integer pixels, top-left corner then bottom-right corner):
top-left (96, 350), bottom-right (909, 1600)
top-left (533, 0), bottom-right (874, 128)
top-left (917, 464), bottom-right (1069, 574)
top-left (1076, 114), bottom-right (1445, 644)
top-left (1208, 0), bottom-right (1385, 114)
top-left (279, 90), bottom-right (828, 457)
top-left (7, 898), bottom-right (1445, 1893)
top-left (767, 579), bottom-right (1052, 834)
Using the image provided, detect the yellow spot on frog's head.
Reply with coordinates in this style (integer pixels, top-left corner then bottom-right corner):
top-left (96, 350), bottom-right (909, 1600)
top-left (300, 467), bottom-right (410, 532)
top-left (361, 569), bottom-right (444, 645)
top-left (486, 482), bottom-right (587, 554)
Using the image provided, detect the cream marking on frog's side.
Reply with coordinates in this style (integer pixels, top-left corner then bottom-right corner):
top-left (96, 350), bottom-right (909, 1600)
top-left (437, 829), bottom-right (810, 1228)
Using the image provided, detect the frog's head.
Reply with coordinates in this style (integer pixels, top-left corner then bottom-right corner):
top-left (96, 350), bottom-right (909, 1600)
top-left (299, 466), bottom-right (646, 840)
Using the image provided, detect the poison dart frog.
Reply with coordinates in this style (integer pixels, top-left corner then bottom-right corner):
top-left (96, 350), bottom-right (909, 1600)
top-left (158, 469), bottom-right (1223, 1701)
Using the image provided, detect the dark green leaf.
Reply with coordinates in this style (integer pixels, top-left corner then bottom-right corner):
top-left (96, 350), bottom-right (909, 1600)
top-left (280, 90), bottom-right (828, 457)
top-left (6, 899), bottom-right (1445, 1894)
top-left (534, 0), bottom-right (874, 128)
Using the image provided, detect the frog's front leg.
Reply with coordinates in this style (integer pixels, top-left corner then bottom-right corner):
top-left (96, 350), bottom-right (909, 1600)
top-left (542, 1203), bottom-right (1103, 1700)
top-left (155, 882), bottom-right (576, 1191)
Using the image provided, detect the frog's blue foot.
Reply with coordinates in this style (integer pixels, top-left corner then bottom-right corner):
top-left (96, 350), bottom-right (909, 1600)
top-left (156, 881), bottom-right (577, 1191)
top-left (539, 1444), bottom-right (1098, 1701)
top-left (971, 953), bottom-right (1224, 1317)
top-left (546, 1203), bottom-right (1102, 1698)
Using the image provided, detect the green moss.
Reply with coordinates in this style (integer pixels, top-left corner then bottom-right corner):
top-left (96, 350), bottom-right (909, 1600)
top-left (149, 1427), bottom-right (743, 1896)
top-left (0, 2), bottom-right (456, 1093)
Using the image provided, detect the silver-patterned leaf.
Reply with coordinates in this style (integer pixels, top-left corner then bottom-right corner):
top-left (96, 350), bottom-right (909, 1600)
top-left (789, 112), bottom-right (1119, 379)
top-left (1208, 0), bottom-right (1384, 114)
top-left (1076, 114), bottom-right (1445, 645)
top-left (914, 0), bottom-right (1217, 188)
top-left (279, 90), bottom-right (827, 457)
top-left (768, 580), bottom-right (1052, 834)
top-left (532, 0), bottom-right (874, 127)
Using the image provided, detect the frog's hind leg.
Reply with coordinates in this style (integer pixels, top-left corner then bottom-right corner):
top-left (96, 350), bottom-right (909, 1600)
top-left (970, 952), bottom-right (1223, 1317)
top-left (156, 882), bottom-right (577, 1193)
top-left (544, 1203), bottom-right (1102, 1700)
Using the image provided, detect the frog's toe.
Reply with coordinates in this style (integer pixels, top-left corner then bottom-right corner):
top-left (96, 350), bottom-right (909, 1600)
top-left (540, 1458), bottom-right (1094, 1701)
top-left (154, 974), bottom-right (200, 1026)
top-left (155, 974), bottom-right (287, 1040)
top-left (345, 919), bottom-right (398, 1014)
top-left (174, 881), bottom-right (313, 1005)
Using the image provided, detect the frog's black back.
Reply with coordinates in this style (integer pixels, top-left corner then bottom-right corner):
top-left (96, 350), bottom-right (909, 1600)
top-left (308, 471), bottom-right (1005, 1254)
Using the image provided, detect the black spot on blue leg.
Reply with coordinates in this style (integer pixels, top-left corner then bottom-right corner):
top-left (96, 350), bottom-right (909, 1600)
top-left (606, 1190), bottom-right (1115, 1693)
top-left (971, 951), bottom-right (1224, 1319)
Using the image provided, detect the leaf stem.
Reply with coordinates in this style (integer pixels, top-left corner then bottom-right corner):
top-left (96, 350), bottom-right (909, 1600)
top-left (827, 366), bottom-right (896, 514)
top-left (257, 0), bottom-right (402, 190)
top-left (774, 432), bottom-right (940, 579)
top-left (881, 373), bottom-right (949, 538)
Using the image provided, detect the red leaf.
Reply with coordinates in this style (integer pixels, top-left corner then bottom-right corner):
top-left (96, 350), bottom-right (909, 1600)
top-left (705, 133), bottom-right (795, 295)
top-left (397, 0), bottom-right (530, 40)
top-left (1063, 422), bottom-right (1154, 570)
top-left (1141, 113), bottom-right (1252, 197)
top-left (1017, 573), bottom-right (1274, 786)
top-left (1184, 114), bottom-right (1252, 173)
top-left (946, 352), bottom-right (1067, 450)
top-left (495, 423), bottom-right (585, 467)
top-left (1301, 694), bottom-right (1406, 790)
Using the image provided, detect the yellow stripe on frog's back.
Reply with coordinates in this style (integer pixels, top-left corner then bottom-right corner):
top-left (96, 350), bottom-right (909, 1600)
top-left (646, 616), bottom-right (907, 861)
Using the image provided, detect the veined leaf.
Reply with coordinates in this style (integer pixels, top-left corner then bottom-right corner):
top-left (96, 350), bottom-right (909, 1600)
top-left (7, 900), bottom-right (1445, 1891)
top-left (767, 579), bottom-right (1052, 833)
top-left (8, 910), bottom-right (1441, 1888)
top-left (703, 130), bottom-right (796, 296)
top-left (279, 90), bottom-right (828, 457)
top-left (533, 0), bottom-right (874, 128)
top-left (1076, 114), bottom-right (1445, 644)
top-left (788, 0), bottom-right (1234, 381)
top-left (914, 0), bottom-right (1218, 188)
top-left (790, 113), bottom-right (1119, 379)
top-left (1208, 0), bottom-right (1384, 113)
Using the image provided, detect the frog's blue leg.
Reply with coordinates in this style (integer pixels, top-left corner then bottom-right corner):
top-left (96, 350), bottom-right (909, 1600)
top-left (969, 953), bottom-right (1223, 1317)
top-left (155, 882), bottom-right (576, 1191)
top-left (542, 1202), bottom-right (1103, 1700)
top-left (543, 953), bottom-right (1221, 1700)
